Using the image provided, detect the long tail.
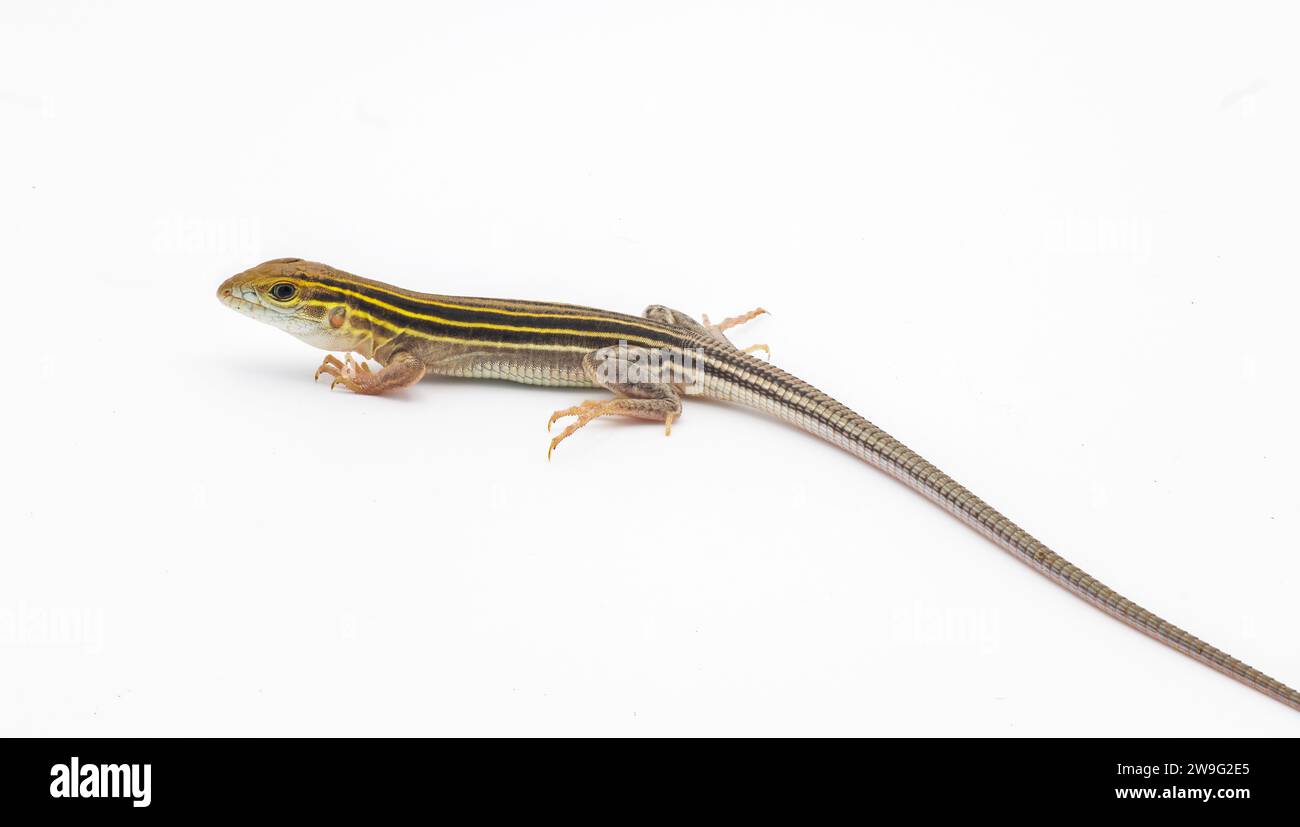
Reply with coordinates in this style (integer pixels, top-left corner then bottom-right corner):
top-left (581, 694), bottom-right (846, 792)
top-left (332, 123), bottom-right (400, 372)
top-left (701, 348), bottom-right (1300, 710)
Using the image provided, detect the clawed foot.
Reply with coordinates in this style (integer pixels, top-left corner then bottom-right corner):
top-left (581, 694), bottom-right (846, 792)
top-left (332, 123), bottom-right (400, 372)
top-left (546, 399), bottom-right (676, 459)
top-left (702, 307), bottom-right (770, 356)
top-left (547, 400), bottom-right (617, 459)
top-left (314, 354), bottom-right (374, 393)
top-left (704, 306), bottom-right (768, 334)
top-left (546, 399), bottom-right (606, 431)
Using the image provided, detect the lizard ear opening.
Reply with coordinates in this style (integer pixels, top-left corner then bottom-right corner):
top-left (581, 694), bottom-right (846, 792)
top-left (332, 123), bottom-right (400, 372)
top-left (329, 306), bottom-right (347, 329)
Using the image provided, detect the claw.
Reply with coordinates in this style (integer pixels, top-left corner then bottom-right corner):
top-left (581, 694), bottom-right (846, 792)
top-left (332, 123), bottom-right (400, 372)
top-left (316, 353), bottom-right (369, 392)
top-left (544, 391), bottom-right (680, 460)
top-left (701, 307), bottom-right (769, 353)
top-left (545, 401), bottom-right (618, 458)
top-left (309, 351), bottom-right (424, 396)
top-left (547, 416), bottom-right (591, 460)
top-left (547, 400), bottom-right (603, 432)
top-left (314, 354), bottom-right (345, 381)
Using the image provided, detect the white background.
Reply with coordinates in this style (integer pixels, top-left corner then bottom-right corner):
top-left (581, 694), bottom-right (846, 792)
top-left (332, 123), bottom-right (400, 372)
top-left (3, 1), bottom-right (1298, 736)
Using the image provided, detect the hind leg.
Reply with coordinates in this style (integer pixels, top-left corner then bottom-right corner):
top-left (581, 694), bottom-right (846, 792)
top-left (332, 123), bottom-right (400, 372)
top-left (643, 304), bottom-right (769, 354)
top-left (546, 347), bottom-right (683, 459)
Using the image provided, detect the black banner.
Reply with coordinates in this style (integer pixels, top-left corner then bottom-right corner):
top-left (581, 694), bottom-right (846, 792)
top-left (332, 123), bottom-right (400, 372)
top-left (0, 737), bottom-right (1291, 815)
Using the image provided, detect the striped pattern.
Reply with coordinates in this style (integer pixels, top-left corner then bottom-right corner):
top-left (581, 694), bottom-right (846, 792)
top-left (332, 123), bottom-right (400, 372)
top-left (233, 259), bottom-right (1300, 712)
top-left (705, 362), bottom-right (1300, 710)
top-left (299, 270), bottom-right (842, 412)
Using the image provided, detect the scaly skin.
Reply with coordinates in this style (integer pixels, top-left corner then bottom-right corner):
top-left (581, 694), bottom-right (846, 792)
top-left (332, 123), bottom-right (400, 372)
top-left (218, 257), bottom-right (1300, 712)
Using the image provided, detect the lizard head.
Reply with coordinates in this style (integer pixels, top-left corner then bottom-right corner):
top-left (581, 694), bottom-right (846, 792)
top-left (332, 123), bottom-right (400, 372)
top-left (217, 258), bottom-right (370, 352)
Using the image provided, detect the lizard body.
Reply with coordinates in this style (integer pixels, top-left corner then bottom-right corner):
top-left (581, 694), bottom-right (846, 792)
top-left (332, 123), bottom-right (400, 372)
top-left (218, 257), bottom-right (1300, 712)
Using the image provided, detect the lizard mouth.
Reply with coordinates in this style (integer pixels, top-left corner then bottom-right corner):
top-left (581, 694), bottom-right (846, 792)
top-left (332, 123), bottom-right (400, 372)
top-left (217, 279), bottom-right (321, 341)
top-left (217, 280), bottom-right (278, 323)
top-left (219, 289), bottom-right (257, 310)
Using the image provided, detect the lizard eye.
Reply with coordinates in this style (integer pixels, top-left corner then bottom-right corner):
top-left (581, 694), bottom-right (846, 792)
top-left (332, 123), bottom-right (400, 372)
top-left (269, 282), bottom-right (298, 302)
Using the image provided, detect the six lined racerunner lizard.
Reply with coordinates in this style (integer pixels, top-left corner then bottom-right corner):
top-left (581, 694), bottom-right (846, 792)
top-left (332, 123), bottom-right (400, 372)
top-left (218, 257), bottom-right (1300, 712)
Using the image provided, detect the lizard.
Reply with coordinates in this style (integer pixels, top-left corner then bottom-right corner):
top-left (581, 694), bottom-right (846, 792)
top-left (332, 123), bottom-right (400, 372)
top-left (217, 256), bottom-right (1300, 713)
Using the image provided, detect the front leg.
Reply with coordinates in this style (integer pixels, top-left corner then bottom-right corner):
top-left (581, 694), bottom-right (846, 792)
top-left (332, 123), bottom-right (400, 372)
top-left (546, 347), bottom-right (683, 459)
top-left (314, 351), bottom-right (426, 395)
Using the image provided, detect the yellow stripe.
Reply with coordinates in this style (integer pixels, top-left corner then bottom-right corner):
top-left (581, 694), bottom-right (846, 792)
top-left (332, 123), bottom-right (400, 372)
top-left (304, 285), bottom-right (746, 374)
top-left (301, 278), bottom-right (678, 337)
top-left (302, 292), bottom-right (678, 349)
top-left (345, 308), bottom-right (604, 354)
top-left (347, 306), bottom-right (749, 383)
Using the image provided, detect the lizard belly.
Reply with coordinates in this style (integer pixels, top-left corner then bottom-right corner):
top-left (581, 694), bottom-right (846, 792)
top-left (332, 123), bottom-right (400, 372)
top-left (407, 341), bottom-right (595, 387)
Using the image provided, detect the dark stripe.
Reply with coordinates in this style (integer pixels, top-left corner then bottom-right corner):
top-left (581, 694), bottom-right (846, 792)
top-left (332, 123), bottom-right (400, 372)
top-left (313, 275), bottom-right (682, 339)
top-left (698, 345), bottom-right (865, 438)
top-left (332, 286), bottom-right (689, 351)
top-left (317, 272), bottom-right (851, 434)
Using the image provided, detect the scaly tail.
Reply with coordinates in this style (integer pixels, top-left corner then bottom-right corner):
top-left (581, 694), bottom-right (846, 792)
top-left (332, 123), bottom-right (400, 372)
top-left (702, 346), bottom-right (1300, 710)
